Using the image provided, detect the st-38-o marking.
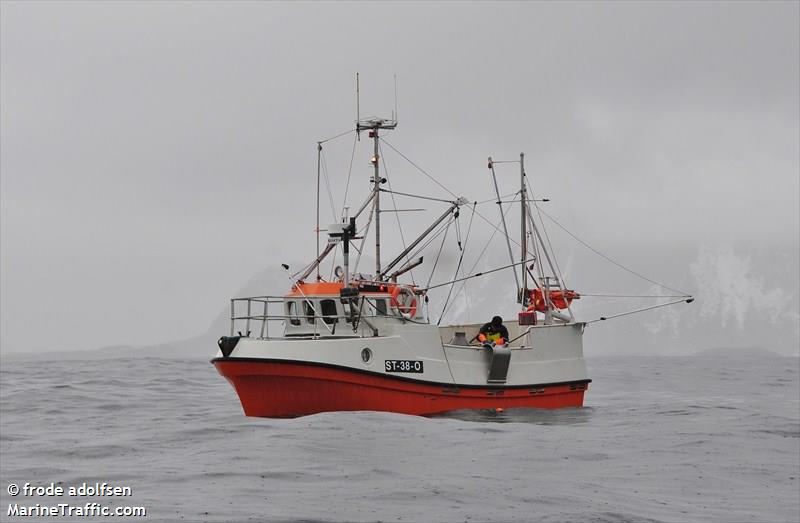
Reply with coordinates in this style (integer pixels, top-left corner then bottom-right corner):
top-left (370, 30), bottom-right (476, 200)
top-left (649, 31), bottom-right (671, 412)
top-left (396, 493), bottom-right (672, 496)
top-left (385, 360), bottom-right (424, 373)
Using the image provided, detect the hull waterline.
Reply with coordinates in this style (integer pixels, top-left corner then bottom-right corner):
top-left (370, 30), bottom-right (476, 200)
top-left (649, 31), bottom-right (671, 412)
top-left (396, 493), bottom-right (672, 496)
top-left (212, 358), bottom-right (590, 417)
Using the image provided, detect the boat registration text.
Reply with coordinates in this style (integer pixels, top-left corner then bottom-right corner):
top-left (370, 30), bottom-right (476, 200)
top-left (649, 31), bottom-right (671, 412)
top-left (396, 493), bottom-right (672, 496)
top-left (385, 360), bottom-right (424, 373)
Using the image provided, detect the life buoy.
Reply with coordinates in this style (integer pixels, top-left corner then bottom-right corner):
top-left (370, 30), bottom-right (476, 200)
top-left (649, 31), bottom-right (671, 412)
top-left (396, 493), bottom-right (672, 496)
top-left (528, 288), bottom-right (579, 312)
top-left (528, 289), bottom-right (546, 312)
top-left (390, 286), bottom-right (418, 318)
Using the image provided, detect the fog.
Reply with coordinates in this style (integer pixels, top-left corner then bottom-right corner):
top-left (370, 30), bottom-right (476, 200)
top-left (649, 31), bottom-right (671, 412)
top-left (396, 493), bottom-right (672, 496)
top-left (1, 1), bottom-right (798, 356)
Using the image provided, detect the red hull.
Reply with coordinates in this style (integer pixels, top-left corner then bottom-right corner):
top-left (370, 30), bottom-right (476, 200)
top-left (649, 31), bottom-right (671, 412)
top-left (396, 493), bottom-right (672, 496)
top-left (213, 358), bottom-right (589, 417)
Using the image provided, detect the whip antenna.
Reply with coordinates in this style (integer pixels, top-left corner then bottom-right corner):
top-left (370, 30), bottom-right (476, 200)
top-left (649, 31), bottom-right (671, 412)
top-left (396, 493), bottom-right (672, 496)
top-left (393, 74), bottom-right (398, 123)
top-left (356, 73), bottom-right (361, 141)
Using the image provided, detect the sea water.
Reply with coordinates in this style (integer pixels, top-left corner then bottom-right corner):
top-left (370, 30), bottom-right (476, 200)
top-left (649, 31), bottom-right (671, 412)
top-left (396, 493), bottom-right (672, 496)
top-left (1, 353), bottom-right (798, 523)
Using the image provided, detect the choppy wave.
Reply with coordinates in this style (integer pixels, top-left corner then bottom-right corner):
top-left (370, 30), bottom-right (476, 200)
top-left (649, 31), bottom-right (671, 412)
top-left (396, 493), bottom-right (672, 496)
top-left (1, 354), bottom-right (798, 522)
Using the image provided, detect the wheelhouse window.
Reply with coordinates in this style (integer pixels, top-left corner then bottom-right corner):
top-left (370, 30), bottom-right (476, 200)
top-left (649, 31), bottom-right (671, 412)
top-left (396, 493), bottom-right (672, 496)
top-left (374, 298), bottom-right (387, 316)
top-left (287, 301), bottom-right (301, 326)
top-left (303, 300), bottom-right (315, 324)
top-left (320, 299), bottom-right (338, 325)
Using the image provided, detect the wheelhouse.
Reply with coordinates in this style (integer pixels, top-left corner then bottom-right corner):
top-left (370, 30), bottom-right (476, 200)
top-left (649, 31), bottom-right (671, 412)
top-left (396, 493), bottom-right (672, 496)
top-left (227, 281), bottom-right (424, 339)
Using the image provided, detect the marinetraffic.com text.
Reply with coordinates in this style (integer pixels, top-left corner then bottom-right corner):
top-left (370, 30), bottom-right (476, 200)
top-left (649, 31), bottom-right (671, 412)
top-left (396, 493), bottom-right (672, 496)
top-left (6, 482), bottom-right (146, 518)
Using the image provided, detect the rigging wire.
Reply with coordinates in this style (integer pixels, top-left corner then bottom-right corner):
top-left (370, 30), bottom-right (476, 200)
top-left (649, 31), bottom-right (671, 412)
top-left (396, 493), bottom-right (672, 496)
top-left (381, 187), bottom-right (517, 207)
top-left (423, 258), bottom-right (536, 292)
top-left (379, 138), bottom-right (459, 199)
top-left (425, 218), bottom-right (452, 289)
top-left (319, 149), bottom-right (338, 221)
top-left (475, 192), bottom-right (518, 205)
top-left (353, 205), bottom-right (375, 275)
top-left (580, 293), bottom-right (691, 298)
top-left (315, 133), bottom-right (693, 328)
top-left (471, 206), bottom-right (523, 250)
top-left (527, 215), bottom-right (543, 290)
top-left (379, 188), bottom-right (456, 204)
top-left (318, 133), bottom-right (692, 320)
top-left (438, 201), bottom-right (477, 325)
top-left (489, 158), bottom-right (521, 298)
top-left (528, 178), bottom-right (566, 288)
top-left (340, 133), bottom-right (359, 218)
top-left (328, 243), bottom-right (340, 281)
top-left (439, 198), bottom-right (517, 324)
top-left (292, 260), bottom-right (315, 281)
top-left (536, 207), bottom-right (691, 296)
top-left (319, 128), bottom-right (357, 144)
top-left (405, 215), bottom-right (457, 264)
top-left (380, 142), bottom-right (416, 284)
top-left (378, 138), bottom-right (525, 261)
top-left (454, 209), bottom-right (463, 248)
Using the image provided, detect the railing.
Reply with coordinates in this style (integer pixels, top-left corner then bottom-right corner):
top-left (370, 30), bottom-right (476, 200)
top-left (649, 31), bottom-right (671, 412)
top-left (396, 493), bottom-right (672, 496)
top-left (230, 296), bottom-right (284, 338)
top-left (229, 295), bottom-right (395, 340)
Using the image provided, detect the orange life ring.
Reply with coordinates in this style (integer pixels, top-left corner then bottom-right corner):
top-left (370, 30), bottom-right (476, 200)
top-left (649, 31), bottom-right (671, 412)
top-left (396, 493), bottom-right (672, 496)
top-left (529, 289), bottom-right (546, 312)
top-left (390, 286), bottom-right (418, 318)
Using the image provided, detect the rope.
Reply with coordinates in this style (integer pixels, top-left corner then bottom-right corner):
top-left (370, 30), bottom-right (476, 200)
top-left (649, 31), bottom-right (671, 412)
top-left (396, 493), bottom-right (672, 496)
top-left (536, 207), bottom-right (691, 296)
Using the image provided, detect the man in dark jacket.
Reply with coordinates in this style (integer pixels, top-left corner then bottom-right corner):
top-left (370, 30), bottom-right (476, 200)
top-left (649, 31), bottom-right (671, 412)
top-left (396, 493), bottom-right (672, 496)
top-left (477, 316), bottom-right (509, 346)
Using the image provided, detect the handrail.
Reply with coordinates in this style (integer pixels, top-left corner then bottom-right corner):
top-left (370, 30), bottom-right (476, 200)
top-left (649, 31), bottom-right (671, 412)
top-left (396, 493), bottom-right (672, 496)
top-left (228, 295), bottom-right (414, 340)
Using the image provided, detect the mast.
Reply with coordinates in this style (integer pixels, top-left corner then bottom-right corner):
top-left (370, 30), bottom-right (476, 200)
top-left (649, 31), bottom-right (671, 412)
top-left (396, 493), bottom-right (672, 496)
top-left (372, 127), bottom-right (381, 276)
top-left (316, 142), bottom-right (322, 281)
top-left (520, 152), bottom-right (527, 305)
top-left (355, 117), bottom-right (396, 279)
top-left (353, 75), bottom-right (398, 280)
top-left (488, 156), bottom-right (521, 299)
top-left (350, 74), bottom-right (400, 280)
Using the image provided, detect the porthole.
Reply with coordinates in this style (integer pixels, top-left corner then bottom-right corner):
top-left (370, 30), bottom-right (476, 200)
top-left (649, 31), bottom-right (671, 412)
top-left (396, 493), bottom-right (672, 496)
top-left (361, 348), bottom-right (373, 363)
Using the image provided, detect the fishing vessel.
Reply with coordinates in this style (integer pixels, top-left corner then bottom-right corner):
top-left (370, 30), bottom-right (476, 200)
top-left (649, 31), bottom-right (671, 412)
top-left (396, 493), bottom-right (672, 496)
top-left (211, 91), bottom-right (692, 418)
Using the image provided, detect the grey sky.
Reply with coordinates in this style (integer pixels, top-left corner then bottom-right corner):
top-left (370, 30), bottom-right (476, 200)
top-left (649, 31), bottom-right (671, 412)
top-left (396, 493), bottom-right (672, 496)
top-left (1, 1), bottom-right (798, 354)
